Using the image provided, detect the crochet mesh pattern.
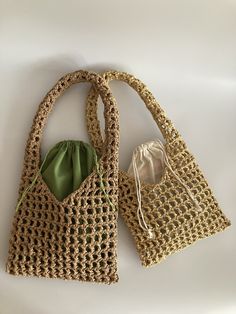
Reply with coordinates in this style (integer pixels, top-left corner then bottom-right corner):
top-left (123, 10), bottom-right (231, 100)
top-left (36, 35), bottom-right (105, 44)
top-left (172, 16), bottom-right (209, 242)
top-left (86, 70), bottom-right (231, 267)
top-left (6, 70), bottom-right (120, 284)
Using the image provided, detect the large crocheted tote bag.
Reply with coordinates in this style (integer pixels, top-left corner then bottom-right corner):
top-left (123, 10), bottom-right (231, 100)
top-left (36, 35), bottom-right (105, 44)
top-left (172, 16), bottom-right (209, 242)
top-left (86, 70), bottom-right (231, 267)
top-left (6, 70), bottom-right (120, 284)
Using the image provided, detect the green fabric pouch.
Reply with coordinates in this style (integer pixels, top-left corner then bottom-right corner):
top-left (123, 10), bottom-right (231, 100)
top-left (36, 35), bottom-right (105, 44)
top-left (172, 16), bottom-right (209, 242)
top-left (41, 140), bottom-right (97, 201)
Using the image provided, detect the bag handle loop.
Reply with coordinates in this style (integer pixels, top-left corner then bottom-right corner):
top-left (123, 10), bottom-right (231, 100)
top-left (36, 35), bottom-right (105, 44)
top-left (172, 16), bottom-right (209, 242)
top-left (24, 70), bottom-right (119, 175)
top-left (86, 70), bottom-right (180, 156)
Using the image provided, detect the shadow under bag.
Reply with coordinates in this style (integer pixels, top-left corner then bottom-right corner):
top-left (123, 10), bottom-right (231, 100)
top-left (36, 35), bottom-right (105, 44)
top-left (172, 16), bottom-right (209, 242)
top-left (6, 70), bottom-right (120, 284)
top-left (86, 70), bottom-right (231, 267)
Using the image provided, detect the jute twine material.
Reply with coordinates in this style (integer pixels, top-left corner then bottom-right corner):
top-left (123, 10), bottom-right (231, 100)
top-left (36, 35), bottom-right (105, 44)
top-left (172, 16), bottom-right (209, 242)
top-left (86, 70), bottom-right (231, 267)
top-left (6, 70), bottom-right (120, 284)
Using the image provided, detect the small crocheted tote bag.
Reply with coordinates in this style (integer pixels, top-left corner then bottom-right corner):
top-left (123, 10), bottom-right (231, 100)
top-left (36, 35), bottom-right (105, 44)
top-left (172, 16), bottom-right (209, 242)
top-left (86, 70), bottom-right (231, 267)
top-left (6, 70), bottom-right (120, 284)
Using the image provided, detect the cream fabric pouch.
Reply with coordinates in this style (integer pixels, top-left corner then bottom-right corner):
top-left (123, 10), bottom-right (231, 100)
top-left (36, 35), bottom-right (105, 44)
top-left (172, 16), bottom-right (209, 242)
top-left (128, 140), bottom-right (165, 185)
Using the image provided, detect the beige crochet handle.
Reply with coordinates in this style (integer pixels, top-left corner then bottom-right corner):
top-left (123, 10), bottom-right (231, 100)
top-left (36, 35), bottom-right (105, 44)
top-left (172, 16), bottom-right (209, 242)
top-left (25, 70), bottom-right (119, 174)
top-left (86, 70), bottom-right (180, 155)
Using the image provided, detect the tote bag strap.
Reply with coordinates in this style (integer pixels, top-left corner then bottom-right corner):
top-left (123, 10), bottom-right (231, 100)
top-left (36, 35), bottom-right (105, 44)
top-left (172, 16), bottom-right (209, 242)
top-left (24, 70), bottom-right (119, 177)
top-left (86, 70), bottom-right (180, 156)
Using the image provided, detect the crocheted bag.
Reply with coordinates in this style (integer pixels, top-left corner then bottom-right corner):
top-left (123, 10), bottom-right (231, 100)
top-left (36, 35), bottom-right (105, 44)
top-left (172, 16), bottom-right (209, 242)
top-left (6, 70), bottom-right (120, 284)
top-left (86, 70), bottom-right (231, 267)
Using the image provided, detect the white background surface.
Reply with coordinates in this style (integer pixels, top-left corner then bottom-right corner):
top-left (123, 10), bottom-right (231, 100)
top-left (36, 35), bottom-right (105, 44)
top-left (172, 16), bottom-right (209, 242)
top-left (0, 1), bottom-right (236, 313)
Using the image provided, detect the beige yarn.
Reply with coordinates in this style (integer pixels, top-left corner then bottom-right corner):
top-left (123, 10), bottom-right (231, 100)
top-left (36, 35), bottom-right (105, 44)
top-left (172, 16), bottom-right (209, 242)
top-left (86, 70), bottom-right (231, 267)
top-left (6, 70), bottom-right (120, 284)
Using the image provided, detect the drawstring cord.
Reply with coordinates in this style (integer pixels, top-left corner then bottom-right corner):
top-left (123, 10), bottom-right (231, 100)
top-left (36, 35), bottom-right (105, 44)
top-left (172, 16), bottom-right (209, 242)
top-left (94, 153), bottom-right (116, 211)
top-left (132, 154), bottom-right (155, 239)
top-left (133, 139), bottom-right (201, 239)
top-left (15, 151), bottom-right (50, 212)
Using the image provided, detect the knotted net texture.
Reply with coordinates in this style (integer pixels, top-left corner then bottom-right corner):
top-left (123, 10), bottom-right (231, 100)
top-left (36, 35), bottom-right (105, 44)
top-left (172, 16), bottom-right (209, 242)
top-left (86, 70), bottom-right (231, 267)
top-left (6, 70), bottom-right (120, 284)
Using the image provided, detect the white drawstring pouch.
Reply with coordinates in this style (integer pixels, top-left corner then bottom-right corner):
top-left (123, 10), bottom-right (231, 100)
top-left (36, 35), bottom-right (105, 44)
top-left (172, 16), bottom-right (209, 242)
top-left (128, 140), bottom-right (165, 185)
top-left (127, 139), bottom-right (166, 238)
top-left (127, 138), bottom-right (201, 238)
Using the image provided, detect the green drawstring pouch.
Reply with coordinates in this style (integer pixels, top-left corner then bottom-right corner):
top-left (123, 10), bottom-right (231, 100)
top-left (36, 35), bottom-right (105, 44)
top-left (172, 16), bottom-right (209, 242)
top-left (41, 140), bottom-right (97, 201)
